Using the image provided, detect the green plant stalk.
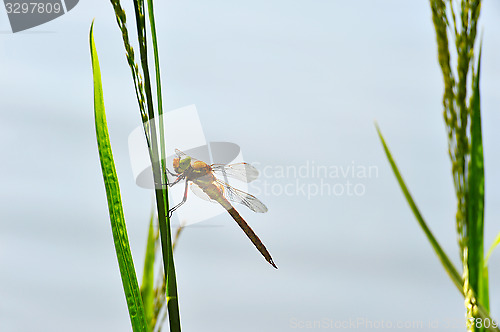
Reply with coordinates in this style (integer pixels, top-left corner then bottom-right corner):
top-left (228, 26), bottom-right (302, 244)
top-left (153, 188), bottom-right (180, 332)
top-left (144, 2), bottom-right (176, 321)
top-left (152, 223), bottom-right (185, 326)
top-left (146, 0), bottom-right (165, 139)
top-left (107, 0), bottom-right (180, 329)
top-left (109, 0), bottom-right (148, 129)
top-left (90, 21), bottom-right (149, 332)
top-left (376, 125), bottom-right (498, 332)
top-left (131, 1), bottom-right (181, 330)
top-left (145, 1), bottom-right (170, 263)
top-left (429, 1), bottom-right (485, 330)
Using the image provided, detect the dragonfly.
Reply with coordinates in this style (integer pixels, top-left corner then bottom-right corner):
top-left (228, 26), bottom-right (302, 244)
top-left (166, 149), bottom-right (277, 269)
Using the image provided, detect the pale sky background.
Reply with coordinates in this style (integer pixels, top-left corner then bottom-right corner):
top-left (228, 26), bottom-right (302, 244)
top-left (1, 1), bottom-right (500, 331)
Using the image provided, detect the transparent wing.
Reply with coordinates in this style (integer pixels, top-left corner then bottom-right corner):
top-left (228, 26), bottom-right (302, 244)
top-left (175, 149), bottom-right (186, 157)
top-left (190, 179), bottom-right (267, 213)
top-left (211, 163), bottom-right (260, 183)
top-left (175, 149), bottom-right (194, 160)
top-left (190, 182), bottom-right (218, 203)
top-left (216, 180), bottom-right (268, 213)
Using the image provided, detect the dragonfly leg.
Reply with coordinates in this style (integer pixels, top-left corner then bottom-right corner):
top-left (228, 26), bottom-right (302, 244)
top-left (164, 166), bottom-right (178, 178)
top-left (168, 175), bottom-right (185, 187)
top-left (162, 171), bottom-right (185, 188)
top-left (163, 167), bottom-right (175, 185)
top-left (168, 180), bottom-right (189, 218)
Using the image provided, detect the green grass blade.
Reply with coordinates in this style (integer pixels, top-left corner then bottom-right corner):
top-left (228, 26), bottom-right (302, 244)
top-left (468, 40), bottom-right (488, 313)
top-left (90, 21), bottom-right (149, 332)
top-left (376, 123), bottom-right (499, 331)
top-left (485, 232), bottom-right (500, 266)
top-left (375, 124), bottom-right (462, 288)
top-left (141, 209), bottom-right (158, 329)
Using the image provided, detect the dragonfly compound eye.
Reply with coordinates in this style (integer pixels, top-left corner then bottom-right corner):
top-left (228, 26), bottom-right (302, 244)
top-left (177, 156), bottom-right (191, 173)
top-left (173, 157), bottom-right (180, 172)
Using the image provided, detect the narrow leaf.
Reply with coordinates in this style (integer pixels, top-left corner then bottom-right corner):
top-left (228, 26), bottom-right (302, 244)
top-left (141, 209), bottom-right (158, 328)
top-left (485, 232), bottom-right (500, 266)
top-left (375, 124), bottom-right (462, 288)
top-left (90, 21), bottom-right (148, 332)
top-left (375, 124), bottom-right (499, 331)
top-left (468, 39), bottom-right (487, 312)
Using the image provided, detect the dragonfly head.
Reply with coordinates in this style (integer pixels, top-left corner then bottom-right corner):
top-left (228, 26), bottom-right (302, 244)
top-left (173, 155), bottom-right (191, 173)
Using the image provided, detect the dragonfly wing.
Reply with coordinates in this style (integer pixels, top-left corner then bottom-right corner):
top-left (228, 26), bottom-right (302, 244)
top-left (175, 148), bottom-right (207, 164)
top-left (216, 180), bottom-right (268, 213)
top-left (175, 149), bottom-right (200, 160)
top-left (211, 163), bottom-right (260, 183)
top-left (175, 149), bottom-right (187, 158)
top-left (190, 183), bottom-right (218, 203)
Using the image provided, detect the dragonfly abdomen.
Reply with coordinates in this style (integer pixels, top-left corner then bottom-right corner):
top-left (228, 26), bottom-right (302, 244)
top-left (227, 208), bottom-right (277, 269)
